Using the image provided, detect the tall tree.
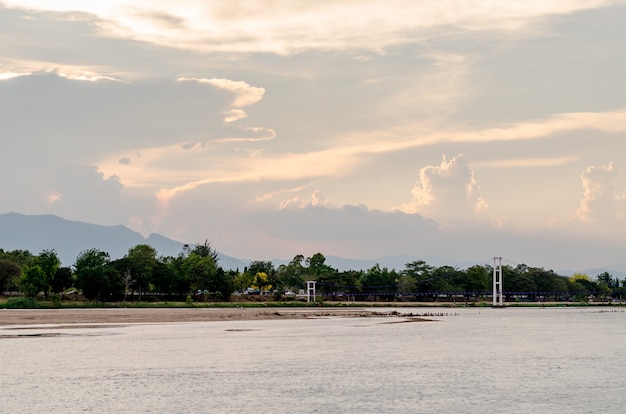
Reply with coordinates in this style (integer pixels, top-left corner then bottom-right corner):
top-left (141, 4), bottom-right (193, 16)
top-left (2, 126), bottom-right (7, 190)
top-left (125, 244), bottom-right (158, 299)
top-left (18, 250), bottom-right (61, 297)
top-left (276, 254), bottom-right (305, 291)
top-left (305, 253), bottom-right (335, 277)
top-left (181, 252), bottom-right (218, 294)
top-left (403, 260), bottom-right (433, 295)
top-left (192, 240), bottom-right (219, 263)
top-left (35, 249), bottom-right (61, 297)
top-left (596, 271), bottom-right (618, 298)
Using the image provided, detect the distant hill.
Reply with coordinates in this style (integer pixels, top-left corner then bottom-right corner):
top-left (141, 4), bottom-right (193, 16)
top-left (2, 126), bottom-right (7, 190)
top-left (0, 212), bottom-right (247, 270)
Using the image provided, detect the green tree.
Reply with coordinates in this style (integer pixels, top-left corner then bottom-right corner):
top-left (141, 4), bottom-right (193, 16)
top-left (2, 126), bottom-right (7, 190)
top-left (212, 268), bottom-right (235, 300)
top-left (527, 267), bottom-right (569, 300)
top-left (335, 270), bottom-right (362, 299)
top-left (569, 273), bottom-right (597, 298)
top-left (314, 269), bottom-right (360, 298)
top-left (20, 265), bottom-right (47, 297)
top-left (125, 244), bottom-right (158, 299)
top-left (234, 270), bottom-right (254, 292)
top-left (359, 264), bottom-right (397, 297)
top-left (191, 240), bottom-right (219, 263)
top-left (595, 272), bottom-right (619, 299)
top-left (568, 279), bottom-right (590, 301)
top-left (428, 266), bottom-right (458, 296)
top-left (276, 255), bottom-right (306, 291)
top-left (35, 249), bottom-right (61, 297)
top-left (463, 265), bottom-right (490, 295)
top-left (151, 259), bottom-right (177, 296)
top-left (181, 252), bottom-right (218, 294)
top-left (304, 253), bottom-right (336, 280)
top-left (502, 265), bottom-right (537, 300)
top-left (161, 254), bottom-right (190, 297)
top-left (0, 249), bottom-right (34, 268)
top-left (51, 267), bottom-right (74, 295)
top-left (0, 258), bottom-right (21, 292)
top-left (74, 249), bottom-right (124, 301)
top-left (404, 261), bottom-right (452, 297)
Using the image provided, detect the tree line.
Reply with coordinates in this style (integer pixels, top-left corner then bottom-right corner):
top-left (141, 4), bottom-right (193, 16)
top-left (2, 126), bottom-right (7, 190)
top-left (0, 243), bottom-right (624, 302)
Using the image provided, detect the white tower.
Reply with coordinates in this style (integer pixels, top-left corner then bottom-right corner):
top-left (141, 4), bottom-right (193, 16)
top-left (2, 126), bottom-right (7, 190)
top-left (493, 257), bottom-right (503, 307)
top-left (306, 280), bottom-right (316, 303)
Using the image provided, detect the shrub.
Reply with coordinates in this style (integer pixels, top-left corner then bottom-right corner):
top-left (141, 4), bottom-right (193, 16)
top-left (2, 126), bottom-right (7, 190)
top-left (4, 297), bottom-right (39, 309)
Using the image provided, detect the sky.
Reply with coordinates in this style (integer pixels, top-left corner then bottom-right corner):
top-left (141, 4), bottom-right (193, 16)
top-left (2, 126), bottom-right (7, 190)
top-left (1, 0), bottom-right (626, 272)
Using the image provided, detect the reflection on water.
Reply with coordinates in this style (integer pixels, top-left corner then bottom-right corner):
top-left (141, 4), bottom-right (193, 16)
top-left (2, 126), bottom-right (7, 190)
top-left (1, 308), bottom-right (624, 413)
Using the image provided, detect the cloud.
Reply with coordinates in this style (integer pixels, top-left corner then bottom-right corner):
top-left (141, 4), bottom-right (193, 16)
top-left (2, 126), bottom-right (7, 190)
top-left (0, 71), bottom-right (30, 80)
top-left (177, 77), bottom-right (265, 108)
top-left (574, 162), bottom-right (625, 223)
top-left (57, 72), bottom-right (125, 82)
top-left (123, 176), bottom-right (626, 270)
top-left (222, 109), bottom-right (247, 123)
top-left (474, 156), bottom-right (579, 168)
top-left (177, 77), bottom-right (265, 123)
top-left (3, 1), bottom-right (619, 54)
top-left (105, 108), bottom-right (626, 191)
top-left (45, 191), bottom-right (62, 207)
top-left (95, 107), bottom-right (626, 229)
top-left (213, 127), bottom-right (277, 143)
top-left (279, 190), bottom-right (329, 210)
top-left (358, 110), bottom-right (626, 154)
top-left (311, 190), bottom-right (329, 207)
top-left (398, 154), bottom-right (488, 225)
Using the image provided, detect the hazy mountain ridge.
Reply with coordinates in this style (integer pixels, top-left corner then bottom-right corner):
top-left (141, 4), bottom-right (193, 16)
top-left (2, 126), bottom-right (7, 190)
top-left (0, 213), bottom-right (247, 270)
top-left (1, 213), bottom-right (625, 279)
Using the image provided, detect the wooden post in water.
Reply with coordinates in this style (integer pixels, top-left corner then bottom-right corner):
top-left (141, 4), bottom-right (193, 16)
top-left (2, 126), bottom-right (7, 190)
top-left (493, 257), bottom-right (503, 307)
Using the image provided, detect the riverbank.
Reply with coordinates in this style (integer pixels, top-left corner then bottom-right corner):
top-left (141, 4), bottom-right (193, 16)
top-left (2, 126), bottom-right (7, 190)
top-left (0, 307), bottom-right (424, 326)
top-left (2, 296), bottom-right (623, 325)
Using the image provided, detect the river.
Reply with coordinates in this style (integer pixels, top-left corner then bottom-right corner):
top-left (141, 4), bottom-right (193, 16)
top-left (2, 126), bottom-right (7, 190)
top-left (1, 307), bottom-right (624, 413)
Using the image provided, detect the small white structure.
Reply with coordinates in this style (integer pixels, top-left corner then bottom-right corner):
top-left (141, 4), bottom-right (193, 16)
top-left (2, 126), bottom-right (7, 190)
top-left (493, 257), bottom-right (504, 307)
top-left (306, 280), bottom-right (316, 303)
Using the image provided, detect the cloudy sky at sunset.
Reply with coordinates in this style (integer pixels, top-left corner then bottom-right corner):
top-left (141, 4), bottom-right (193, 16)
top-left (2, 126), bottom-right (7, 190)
top-left (1, 0), bottom-right (626, 271)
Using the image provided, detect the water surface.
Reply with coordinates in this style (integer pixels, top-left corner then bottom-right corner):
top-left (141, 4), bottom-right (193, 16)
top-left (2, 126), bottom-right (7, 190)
top-left (1, 307), bottom-right (624, 413)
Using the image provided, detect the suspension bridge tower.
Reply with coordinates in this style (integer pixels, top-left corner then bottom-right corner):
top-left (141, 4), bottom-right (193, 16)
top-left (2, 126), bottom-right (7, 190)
top-left (493, 257), bottom-right (504, 307)
top-left (306, 280), bottom-right (316, 303)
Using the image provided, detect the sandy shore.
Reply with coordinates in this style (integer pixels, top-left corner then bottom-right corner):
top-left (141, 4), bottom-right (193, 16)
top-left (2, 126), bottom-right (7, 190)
top-left (0, 307), bottom-right (418, 326)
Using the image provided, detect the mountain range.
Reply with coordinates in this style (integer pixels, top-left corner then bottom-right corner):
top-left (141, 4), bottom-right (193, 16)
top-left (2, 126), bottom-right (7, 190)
top-left (1, 212), bottom-right (625, 279)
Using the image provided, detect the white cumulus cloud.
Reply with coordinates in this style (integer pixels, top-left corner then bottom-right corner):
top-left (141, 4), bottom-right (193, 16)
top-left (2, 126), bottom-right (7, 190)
top-left (574, 162), bottom-right (625, 223)
top-left (398, 154), bottom-right (488, 225)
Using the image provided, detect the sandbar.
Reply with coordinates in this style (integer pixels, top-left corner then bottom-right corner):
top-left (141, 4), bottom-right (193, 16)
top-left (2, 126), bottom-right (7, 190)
top-left (0, 307), bottom-right (415, 326)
